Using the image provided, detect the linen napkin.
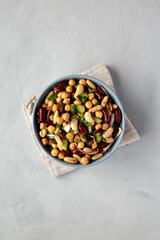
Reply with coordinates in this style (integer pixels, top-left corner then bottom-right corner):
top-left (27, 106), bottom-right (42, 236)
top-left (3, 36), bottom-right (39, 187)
top-left (22, 62), bottom-right (140, 176)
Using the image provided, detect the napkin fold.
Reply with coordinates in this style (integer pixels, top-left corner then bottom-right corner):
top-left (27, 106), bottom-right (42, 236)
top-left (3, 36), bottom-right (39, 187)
top-left (22, 62), bottom-right (140, 176)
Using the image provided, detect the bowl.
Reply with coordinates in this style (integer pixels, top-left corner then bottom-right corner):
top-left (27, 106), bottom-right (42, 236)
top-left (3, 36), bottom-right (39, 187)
top-left (32, 75), bottom-right (125, 168)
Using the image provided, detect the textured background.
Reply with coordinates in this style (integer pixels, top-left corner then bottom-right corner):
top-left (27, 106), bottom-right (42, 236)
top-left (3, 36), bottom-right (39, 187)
top-left (0, 0), bottom-right (160, 239)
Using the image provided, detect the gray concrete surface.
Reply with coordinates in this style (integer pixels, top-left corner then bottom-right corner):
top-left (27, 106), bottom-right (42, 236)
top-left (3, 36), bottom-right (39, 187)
top-left (0, 0), bottom-right (160, 239)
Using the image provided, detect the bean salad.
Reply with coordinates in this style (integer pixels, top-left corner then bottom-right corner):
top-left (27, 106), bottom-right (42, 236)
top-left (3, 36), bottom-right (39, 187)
top-left (37, 78), bottom-right (123, 165)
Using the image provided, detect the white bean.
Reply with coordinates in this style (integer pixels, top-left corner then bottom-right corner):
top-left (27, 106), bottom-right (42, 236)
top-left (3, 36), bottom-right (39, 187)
top-left (73, 154), bottom-right (81, 161)
top-left (88, 105), bottom-right (102, 113)
top-left (45, 91), bottom-right (54, 104)
top-left (64, 157), bottom-right (78, 163)
top-left (102, 127), bottom-right (113, 138)
top-left (84, 112), bottom-right (95, 125)
top-left (55, 135), bottom-right (63, 147)
top-left (74, 84), bottom-right (84, 98)
top-left (101, 96), bottom-right (108, 108)
top-left (53, 110), bottom-right (59, 124)
top-left (86, 80), bottom-right (96, 89)
top-left (71, 119), bottom-right (78, 131)
top-left (92, 153), bottom-right (103, 160)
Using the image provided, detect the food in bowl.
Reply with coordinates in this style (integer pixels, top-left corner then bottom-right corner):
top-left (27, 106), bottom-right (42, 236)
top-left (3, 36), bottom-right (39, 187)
top-left (37, 78), bottom-right (123, 165)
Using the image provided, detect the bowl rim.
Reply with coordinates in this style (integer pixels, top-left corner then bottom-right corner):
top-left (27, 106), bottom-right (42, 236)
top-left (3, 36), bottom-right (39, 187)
top-left (32, 74), bottom-right (125, 168)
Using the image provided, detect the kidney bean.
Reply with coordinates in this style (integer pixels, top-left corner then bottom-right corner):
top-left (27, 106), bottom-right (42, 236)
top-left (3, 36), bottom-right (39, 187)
top-left (115, 108), bottom-right (122, 124)
top-left (38, 108), bottom-right (46, 122)
top-left (95, 91), bottom-right (104, 101)
top-left (71, 92), bottom-right (75, 101)
top-left (73, 149), bottom-right (82, 155)
top-left (62, 149), bottom-right (72, 157)
top-left (59, 129), bottom-right (66, 139)
top-left (97, 141), bottom-right (108, 152)
top-left (54, 81), bottom-right (66, 93)
top-left (102, 108), bottom-right (110, 123)
top-left (97, 85), bottom-right (104, 93)
top-left (44, 122), bottom-right (54, 127)
top-left (79, 123), bottom-right (88, 136)
top-left (58, 103), bottom-right (64, 114)
top-left (112, 126), bottom-right (118, 138)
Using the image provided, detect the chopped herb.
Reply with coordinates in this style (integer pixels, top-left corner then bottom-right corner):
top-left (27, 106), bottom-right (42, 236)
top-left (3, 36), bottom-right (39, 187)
top-left (48, 92), bottom-right (58, 102)
top-left (81, 136), bottom-right (86, 140)
top-left (52, 139), bottom-right (57, 143)
top-left (75, 139), bottom-right (80, 143)
top-left (73, 84), bottom-right (78, 89)
top-left (86, 139), bottom-right (89, 144)
top-left (37, 117), bottom-right (40, 121)
top-left (79, 117), bottom-right (92, 133)
top-left (77, 95), bottom-right (81, 100)
top-left (58, 129), bottom-right (62, 132)
top-left (81, 93), bottom-right (88, 104)
top-left (102, 138), bottom-right (106, 142)
top-left (71, 117), bottom-right (79, 123)
top-left (93, 102), bottom-right (99, 106)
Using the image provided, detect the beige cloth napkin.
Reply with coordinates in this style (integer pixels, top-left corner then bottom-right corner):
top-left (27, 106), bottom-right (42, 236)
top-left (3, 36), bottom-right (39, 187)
top-left (22, 62), bottom-right (140, 177)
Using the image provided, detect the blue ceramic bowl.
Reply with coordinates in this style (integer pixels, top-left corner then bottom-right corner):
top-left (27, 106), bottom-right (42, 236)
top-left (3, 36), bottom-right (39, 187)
top-left (32, 75), bottom-right (125, 168)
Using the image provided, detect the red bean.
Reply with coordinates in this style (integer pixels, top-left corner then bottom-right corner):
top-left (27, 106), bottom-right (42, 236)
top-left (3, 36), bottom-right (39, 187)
top-left (58, 103), bottom-right (64, 114)
top-left (62, 149), bottom-right (72, 157)
top-left (115, 108), bottom-right (122, 124)
top-left (38, 108), bottom-right (46, 122)
top-left (71, 92), bottom-right (75, 101)
top-left (95, 91), bottom-right (104, 101)
top-left (54, 81), bottom-right (66, 93)
top-left (44, 122), bottom-right (54, 127)
top-left (79, 123), bottom-right (88, 136)
top-left (73, 149), bottom-right (82, 155)
top-left (59, 129), bottom-right (66, 139)
top-left (97, 142), bottom-right (108, 152)
top-left (102, 108), bottom-right (110, 123)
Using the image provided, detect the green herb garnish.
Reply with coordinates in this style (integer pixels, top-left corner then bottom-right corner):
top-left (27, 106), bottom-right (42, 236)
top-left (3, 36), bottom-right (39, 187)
top-left (71, 117), bottom-right (79, 123)
top-left (48, 92), bottom-right (58, 102)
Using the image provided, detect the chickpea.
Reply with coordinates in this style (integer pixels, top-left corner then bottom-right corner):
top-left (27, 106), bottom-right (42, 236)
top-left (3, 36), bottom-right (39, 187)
top-left (74, 135), bottom-right (81, 143)
top-left (57, 97), bottom-right (62, 103)
top-left (49, 114), bottom-right (54, 121)
top-left (78, 141), bottom-right (84, 149)
top-left (92, 98), bottom-right (98, 105)
top-left (65, 104), bottom-right (71, 112)
top-left (52, 143), bottom-right (58, 149)
top-left (80, 157), bottom-right (89, 165)
top-left (42, 103), bottom-right (47, 108)
top-left (52, 104), bottom-right (58, 112)
top-left (66, 86), bottom-right (73, 93)
top-left (88, 93), bottom-right (94, 101)
top-left (39, 129), bottom-right (47, 138)
top-left (74, 99), bottom-right (81, 105)
top-left (48, 125), bottom-right (55, 133)
top-left (57, 116), bottom-right (63, 125)
top-left (92, 143), bottom-right (97, 149)
top-left (42, 138), bottom-right (48, 145)
top-left (66, 132), bottom-right (74, 141)
top-left (95, 123), bottom-right (102, 130)
top-left (87, 140), bottom-right (93, 146)
top-left (61, 91), bottom-right (69, 99)
top-left (48, 139), bottom-right (53, 145)
top-left (106, 104), bottom-right (110, 110)
top-left (48, 100), bottom-right (54, 107)
top-left (107, 110), bottom-right (112, 116)
top-left (79, 79), bottom-right (87, 86)
top-left (69, 143), bottom-right (75, 150)
top-left (58, 152), bottom-right (65, 159)
top-left (63, 98), bottom-right (70, 104)
top-left (62, 113), bottom-right (70, 122)
top-left (40, 123), bottom-right (45, 129)
top-left (69, 79), bottom-right (76, 86)
top-left (85, 101), bottom-right (93, 109)
top-left (112, 104), bottom-right (118, 109)
top-left (80, 135), bottom-right (86, 142)
top-left (58, 92), bottom-right (62, 98)
top-left (51, 148), bottom-right (59, 157)
top-left (95, 111), bottom-right (103, 118)
top-left (102, 123), bottom-right (109, 131)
